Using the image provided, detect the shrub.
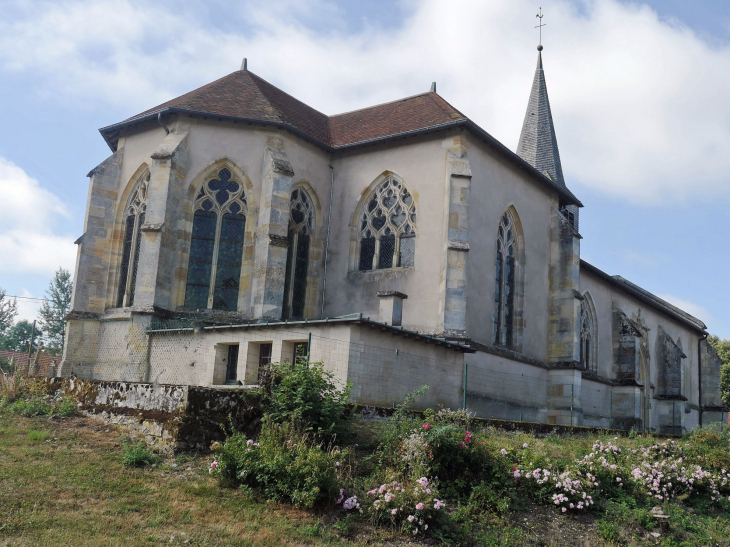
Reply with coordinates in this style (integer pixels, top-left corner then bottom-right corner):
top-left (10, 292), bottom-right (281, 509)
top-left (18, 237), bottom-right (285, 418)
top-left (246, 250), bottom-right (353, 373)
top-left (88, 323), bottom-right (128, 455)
top-left (258, 361), bottom-right (352, 439)
top-left (121, 437), bottom-right (159, 467)
top-left (0, 370), bottom-right (24, 403)
top-left (57, 397), bottom-right (76, 417)
top-left (9, 397), bottom-right (54, 417)
top-left (211, 420), bottom-right (346, 508)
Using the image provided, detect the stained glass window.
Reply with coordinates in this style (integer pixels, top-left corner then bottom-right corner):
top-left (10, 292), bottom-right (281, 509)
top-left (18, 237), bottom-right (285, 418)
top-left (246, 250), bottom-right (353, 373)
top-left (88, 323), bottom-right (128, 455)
top-left (283, 188), bottom-right (314, 320)
top-left (494, 211), bottom-right (516, 347)
top-left (184, 168), bottom-right (247, 310)
top-left (116, 173), bottom-right (149, 307)
top-left (580, 298), bottom-right (596, 372)
top-left (358, 176), bottom-right (416, 271)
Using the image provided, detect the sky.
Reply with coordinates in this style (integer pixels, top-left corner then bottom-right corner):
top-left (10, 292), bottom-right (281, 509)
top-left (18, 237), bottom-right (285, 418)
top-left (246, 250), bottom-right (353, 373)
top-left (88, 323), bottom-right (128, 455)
top-left (0, 0), bottom-right (728, 337)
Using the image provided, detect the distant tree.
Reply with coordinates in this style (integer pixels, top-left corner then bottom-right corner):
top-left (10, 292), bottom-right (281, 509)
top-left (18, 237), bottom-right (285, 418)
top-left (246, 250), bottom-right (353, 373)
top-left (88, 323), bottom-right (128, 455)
top-left (37, 268), bottom-right (72, 356)
top-left (0, 287), bottom-right (18, 336)
top-left (0, 320), bottom-right (42, 354)
top-left (709, 335), bottom-right (730, 407)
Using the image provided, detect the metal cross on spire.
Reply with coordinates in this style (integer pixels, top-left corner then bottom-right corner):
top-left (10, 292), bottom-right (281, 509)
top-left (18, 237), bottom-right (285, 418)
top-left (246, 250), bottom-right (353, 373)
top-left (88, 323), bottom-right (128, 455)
top-left (535, 7), bottom-right (546, 48)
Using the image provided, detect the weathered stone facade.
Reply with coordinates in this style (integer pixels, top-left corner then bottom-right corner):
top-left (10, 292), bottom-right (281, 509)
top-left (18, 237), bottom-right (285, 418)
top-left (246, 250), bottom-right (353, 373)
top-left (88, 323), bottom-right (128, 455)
top-left (61, 52), bottom-right (725, 433)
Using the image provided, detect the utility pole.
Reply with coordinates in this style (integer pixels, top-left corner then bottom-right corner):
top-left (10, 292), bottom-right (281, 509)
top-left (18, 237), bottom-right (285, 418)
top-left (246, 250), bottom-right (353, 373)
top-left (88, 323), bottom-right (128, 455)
top-left (26, 320), bottom-right (36, 376)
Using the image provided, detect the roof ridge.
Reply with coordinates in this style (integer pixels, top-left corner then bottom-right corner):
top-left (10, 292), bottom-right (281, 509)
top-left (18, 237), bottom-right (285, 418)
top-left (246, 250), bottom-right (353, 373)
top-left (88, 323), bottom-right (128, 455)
top-left (329, 91), bottom-right (435, 118)
top-left (247, 71), bottom-right (329, 119)
top-left (425, 92), bottom-right (467, 120)
top-left (123, 70), bottom-right (247, 123)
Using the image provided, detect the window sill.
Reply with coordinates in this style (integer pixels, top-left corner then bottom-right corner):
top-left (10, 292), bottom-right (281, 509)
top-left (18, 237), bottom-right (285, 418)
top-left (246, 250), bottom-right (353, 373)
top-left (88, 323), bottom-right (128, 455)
top-left (348, 266), bottom-right (414, 278)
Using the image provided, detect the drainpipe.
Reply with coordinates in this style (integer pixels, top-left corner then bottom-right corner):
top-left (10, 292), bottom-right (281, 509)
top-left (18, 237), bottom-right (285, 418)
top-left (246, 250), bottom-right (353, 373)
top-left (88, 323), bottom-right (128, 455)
top-left (698, 332), bottom-right (707, 427)
top-left (320, 165), bottom-right (335, 318)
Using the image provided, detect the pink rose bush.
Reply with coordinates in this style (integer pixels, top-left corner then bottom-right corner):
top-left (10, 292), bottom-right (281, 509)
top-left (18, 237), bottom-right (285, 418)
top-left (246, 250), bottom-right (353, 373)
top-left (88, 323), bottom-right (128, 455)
top-left (507, 437), bottom-right (730, 513)
top-left (364, 475), bottom-right (443, 536)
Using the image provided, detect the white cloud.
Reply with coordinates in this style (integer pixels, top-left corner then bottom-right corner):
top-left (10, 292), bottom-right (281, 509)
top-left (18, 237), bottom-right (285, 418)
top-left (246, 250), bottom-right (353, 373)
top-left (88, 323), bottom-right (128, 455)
top-left (1, 0), bottom-right (730, 204)
top-left (0, 157), bottom-right (76, 275)
top-left (14, 289), bottom-right (43, 323)
top-left (658, 293), bottom-right (713, 324)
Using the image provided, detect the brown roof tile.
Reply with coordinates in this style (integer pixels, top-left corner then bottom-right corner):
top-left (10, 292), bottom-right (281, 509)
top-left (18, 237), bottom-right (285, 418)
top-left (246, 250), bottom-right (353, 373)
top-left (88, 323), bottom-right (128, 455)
top-left (119, 70), bottom-right (465, 148)
top-left (328, 92), bottom-right (466, 147)
top-left (126, 70), bottom-right (330, 143)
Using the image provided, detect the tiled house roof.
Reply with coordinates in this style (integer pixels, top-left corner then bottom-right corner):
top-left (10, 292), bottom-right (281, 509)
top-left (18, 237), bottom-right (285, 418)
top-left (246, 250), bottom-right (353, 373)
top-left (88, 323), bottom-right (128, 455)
top-left (516, 50), bottom-right (566, 187)
top-left (0, 349), bottom-right (60, 376)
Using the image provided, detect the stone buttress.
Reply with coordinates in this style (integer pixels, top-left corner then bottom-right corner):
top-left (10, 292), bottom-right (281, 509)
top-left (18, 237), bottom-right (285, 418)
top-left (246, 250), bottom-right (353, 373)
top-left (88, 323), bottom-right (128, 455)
top-left (252, 137), bottom-right (295, 320)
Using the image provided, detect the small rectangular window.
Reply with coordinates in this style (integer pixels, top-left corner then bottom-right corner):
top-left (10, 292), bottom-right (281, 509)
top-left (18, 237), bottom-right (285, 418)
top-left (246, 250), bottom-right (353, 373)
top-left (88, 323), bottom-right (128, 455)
top-left (225, 344), bottom-right (239, 384)
top-left (257, 343), bottom-right (273, 384)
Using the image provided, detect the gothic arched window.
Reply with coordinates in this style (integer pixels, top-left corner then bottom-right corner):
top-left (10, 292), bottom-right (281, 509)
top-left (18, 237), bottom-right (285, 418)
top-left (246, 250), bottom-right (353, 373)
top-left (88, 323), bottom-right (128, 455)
top-left (493, 211), bottom-right (516, 347)
top-left (580, 301), bottom-right (592, 370)
top-left (116, 173), bottom-right (149, 307)
top-left (580, 294), bottom-right (598, 372)
top-left (184, 168), bottom-right (247, 311)
top-left (358, 176), bottom-right (416, 271)
top-left (282, 188), bottom-right (315, 319)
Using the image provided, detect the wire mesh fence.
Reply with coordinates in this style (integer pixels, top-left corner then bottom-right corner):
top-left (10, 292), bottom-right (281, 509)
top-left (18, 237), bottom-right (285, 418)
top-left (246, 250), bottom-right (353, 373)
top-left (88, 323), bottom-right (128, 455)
top-left (59, 318), bottom-right (675, 431)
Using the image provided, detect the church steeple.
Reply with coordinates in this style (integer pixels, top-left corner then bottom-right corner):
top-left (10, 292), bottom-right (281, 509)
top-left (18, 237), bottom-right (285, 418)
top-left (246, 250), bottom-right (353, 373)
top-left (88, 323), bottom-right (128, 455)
top-left (516, 46), bottom-right (566, 187)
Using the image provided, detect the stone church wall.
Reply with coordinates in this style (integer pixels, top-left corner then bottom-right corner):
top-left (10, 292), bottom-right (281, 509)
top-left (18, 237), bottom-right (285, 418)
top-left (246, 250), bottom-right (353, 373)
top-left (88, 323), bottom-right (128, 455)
top-left (325, 133), bottom-right (456, 335)
top-left (580, 268), bottom-right (706, 433)
top-left (465, 135), bottom-right (556, 357)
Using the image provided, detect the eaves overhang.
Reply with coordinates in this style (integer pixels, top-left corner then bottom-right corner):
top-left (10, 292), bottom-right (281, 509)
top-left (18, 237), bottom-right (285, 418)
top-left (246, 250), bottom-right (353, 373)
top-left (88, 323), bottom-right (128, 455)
top-left (146, 313), bottom-right (477, 353)
top-left (99, 110), bottom-right (582, 208)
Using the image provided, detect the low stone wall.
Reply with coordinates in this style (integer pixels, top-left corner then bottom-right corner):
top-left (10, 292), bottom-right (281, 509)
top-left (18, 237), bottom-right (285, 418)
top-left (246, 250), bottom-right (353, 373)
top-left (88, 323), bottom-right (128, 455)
top-left (40, 377), bottom-right (263, 452)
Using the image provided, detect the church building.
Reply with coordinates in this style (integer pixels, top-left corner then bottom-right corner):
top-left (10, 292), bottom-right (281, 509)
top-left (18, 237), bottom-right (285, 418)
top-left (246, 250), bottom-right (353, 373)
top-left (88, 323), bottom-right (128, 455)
top-left (62, 48), bottom-right (726, 434)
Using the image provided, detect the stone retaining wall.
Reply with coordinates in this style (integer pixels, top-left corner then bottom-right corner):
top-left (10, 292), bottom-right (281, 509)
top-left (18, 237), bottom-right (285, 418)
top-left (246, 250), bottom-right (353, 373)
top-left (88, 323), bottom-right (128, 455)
top-left (40, 377), bottom-right (263, 452)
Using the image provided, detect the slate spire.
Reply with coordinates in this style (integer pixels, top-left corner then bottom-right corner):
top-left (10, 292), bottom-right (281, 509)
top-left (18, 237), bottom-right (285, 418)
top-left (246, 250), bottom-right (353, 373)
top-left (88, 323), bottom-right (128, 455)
top-left (516, 46), bottom-right (565, 187)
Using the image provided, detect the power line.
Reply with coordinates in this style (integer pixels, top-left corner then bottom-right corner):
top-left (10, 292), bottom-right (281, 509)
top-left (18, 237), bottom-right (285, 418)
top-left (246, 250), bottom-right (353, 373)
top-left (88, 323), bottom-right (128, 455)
top-left (3, 295), bottom-right (48, 302)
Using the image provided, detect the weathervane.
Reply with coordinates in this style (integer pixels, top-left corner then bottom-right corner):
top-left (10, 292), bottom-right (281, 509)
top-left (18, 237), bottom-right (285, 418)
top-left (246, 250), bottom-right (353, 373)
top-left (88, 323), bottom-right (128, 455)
top-left (535, 7), bottom-right (546, 50)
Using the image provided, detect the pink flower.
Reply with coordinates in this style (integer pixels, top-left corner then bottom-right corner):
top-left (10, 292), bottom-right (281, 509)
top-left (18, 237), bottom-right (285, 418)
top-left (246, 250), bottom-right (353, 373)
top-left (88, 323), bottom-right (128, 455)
top-left (367, 489), bottom-right (377, 496)
top-left (416, 503), bottom-right (424, 510)
top-left (562, 507), bottom-right (567, 512)
top-left (413, 529), bottom-right (418, 536)
top-left (423, 423), bottom-right (431, 430)
top-left (500, 449), bottom-right (508, 455)
top-left (391, 508), bottom-right (398, 515)
top-left (343, 496), bottom-right (359, 510)
top-left (336, 489), bottom-right (344, 504)
top-left (408, 515), bottom-right (415, 522)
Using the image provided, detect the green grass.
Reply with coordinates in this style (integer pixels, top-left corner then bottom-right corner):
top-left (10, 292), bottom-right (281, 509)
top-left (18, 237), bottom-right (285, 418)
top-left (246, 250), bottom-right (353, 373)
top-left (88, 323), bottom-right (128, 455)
top-left (0, 410), bottom-right (352, 546)
top-left (3, 407), bottom-right (730, 546)
top-left (26, 429), bottom-right (49, 441)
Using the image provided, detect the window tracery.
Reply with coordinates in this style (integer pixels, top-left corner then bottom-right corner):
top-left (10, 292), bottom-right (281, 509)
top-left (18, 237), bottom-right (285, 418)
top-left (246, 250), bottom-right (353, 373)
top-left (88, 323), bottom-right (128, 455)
top-left (493, 211), bottom-right (516, 347)
top-left (283, 188), bottom-right (315, 319)
top-left (184, 168), bottom-right (247, 311)
top-left (358, 176), bottom-right (416, 271)
top-left (580, 301), bottom-right (592, 371)
top-left (116, 172), bottom-right (149, 307)
top-left (580, 294), bottom-right (598, 372)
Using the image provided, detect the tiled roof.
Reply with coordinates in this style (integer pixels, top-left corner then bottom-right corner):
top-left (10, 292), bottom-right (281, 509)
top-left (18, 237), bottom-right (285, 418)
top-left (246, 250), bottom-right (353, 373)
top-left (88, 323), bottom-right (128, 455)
top-left (580, 260), bottom-right (707, 332)
top-left (100, 68), bottom-right (580, 205)
top-left (516, 50), bottom-right (566, 187)
top-left (0, 349), bottom-right (60, 376)
top-left (328, 93), bottom-right (466, 147)
top-left (126, 70), bottom-right (330, 144)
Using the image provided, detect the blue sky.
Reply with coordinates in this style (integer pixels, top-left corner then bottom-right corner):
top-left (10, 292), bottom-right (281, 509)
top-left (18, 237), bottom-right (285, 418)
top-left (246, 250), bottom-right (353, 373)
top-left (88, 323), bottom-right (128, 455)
top-left (0, 0), bottom-right (728, 337)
